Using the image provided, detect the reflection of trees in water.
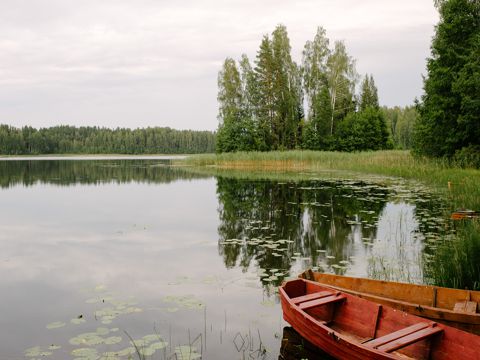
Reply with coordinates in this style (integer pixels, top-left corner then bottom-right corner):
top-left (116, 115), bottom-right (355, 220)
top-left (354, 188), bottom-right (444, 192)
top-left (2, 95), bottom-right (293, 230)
top-left (0, 160), bottom-right (209, 188)
top-left (216, 177), bottom-right (389, 284)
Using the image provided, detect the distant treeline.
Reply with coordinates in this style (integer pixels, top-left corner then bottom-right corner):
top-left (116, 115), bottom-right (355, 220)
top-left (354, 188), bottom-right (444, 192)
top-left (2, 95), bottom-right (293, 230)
top-left (0, 125), bottom-right (216, 155)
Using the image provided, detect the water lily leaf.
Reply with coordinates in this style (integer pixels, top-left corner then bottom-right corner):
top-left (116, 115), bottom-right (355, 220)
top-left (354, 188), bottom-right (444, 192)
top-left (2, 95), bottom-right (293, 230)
top-left (25, 346), bottom-right (52, 357)
top-left (71, 347), bottom-right (99, 360)
top-left (149, 340), bottom-right (168, 350)
top-left (142, 334), bottom-right (161, 343)
top-left (46, 321), bottom-right (66, 329)
top-left (71, 317), bottom-right (86, 325)
top-left (104, 336), bottom-right (122, 345)
top-left (116, 347), bottom-right (135, 356)
top-left (96, 327), bottom-right (110, 336)
top-left (70, 333), bottom-right (104, 346)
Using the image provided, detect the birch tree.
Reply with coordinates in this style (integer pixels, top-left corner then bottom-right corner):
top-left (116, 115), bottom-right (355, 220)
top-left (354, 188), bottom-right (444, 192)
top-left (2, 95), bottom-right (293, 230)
top-left (326, 41), bottom-right (357, 135)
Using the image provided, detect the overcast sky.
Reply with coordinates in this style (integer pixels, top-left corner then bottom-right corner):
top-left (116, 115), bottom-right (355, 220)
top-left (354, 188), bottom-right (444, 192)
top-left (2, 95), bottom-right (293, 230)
top-left (0, 0), bottom-right (439, 131)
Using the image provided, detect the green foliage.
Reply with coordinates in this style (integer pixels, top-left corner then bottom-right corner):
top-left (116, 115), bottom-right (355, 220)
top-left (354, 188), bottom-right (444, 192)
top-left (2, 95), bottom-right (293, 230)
top-left (0, 124), bottom-right (215, 155)
top-left (326, 41), bottom-right (358, 136)
top-left (334, 108), bottom-right (390, 152)
top-left (426, 221), bottom-right (480, 290)
top-left (215, 25), bottom-right (392, 154)
top-left (302, 87), bottom-right (333, 150)
top-left (217, 25), bottom-right (303, 152)
top-left (453, 145), bottom-right (480, 168)
top-left (359, 74), bottom-right (379, 111)
top-left (382, 106), bottom-right (418, 149)
top-left (414, 0), bottom-right (480, 158)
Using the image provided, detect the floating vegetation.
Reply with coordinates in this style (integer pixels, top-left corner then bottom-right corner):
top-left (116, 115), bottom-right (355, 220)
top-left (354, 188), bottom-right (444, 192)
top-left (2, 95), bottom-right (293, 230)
top-left (71, 316), bottom-right (86, 325)
top-left (69, 327), bottom-right (121, 346)
top-left (25, 346), bottom-right (54, 358)
top-left (71, 347), bottom-right (99, 360)
top-left (162, 294), bottom-right (205, 310)
top-left (46, 321), bottom-right (66, 330)
top-left (130, 334), bottom-right (168, 357)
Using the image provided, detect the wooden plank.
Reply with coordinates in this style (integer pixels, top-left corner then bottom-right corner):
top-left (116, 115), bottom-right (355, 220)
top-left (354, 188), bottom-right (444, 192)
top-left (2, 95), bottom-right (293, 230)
top-left (377, 326), bottom-right (443, 353)
top-left (365, 322), bottom-right (430, 348)
top-left (454, 301), bottom-right (478, 313)
top-left (292, 291), bottom-right (333, 305)
top-left (299, 294), bottom-right (346, 311)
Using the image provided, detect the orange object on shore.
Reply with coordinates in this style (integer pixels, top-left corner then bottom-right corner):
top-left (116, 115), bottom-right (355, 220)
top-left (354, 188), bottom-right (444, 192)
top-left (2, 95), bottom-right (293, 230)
top-left (451, 210), bottom-right (479, 220)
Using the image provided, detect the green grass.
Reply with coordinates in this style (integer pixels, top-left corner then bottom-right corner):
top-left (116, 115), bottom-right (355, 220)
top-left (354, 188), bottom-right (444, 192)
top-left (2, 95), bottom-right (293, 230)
top-left (180, 150), bottom-right (480, 210)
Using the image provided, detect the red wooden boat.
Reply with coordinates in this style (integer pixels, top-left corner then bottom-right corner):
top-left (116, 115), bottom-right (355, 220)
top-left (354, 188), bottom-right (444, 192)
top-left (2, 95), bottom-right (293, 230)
top-left (280, 278), bottom-right (480, 360)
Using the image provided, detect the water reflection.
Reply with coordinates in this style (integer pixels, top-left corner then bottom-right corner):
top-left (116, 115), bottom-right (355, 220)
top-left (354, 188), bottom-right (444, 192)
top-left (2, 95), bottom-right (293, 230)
top-left (215, 177), bottom-right (441, 286)
top-left (0, 159), bottom-right (207, 188)
top-left (0, 159), bottom-right (452, 359)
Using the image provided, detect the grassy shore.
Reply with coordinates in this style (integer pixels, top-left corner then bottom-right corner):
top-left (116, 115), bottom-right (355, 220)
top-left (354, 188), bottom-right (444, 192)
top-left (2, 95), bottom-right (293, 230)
top-left (181, 149), bottom-right (480, 289)
top-left (181, 150), bottom-right (479, 210)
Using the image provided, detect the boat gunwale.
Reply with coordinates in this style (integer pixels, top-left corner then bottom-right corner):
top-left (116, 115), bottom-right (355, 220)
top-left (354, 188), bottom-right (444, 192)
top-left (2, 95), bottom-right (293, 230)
top-left (300, 271), bottom-right (480, 325)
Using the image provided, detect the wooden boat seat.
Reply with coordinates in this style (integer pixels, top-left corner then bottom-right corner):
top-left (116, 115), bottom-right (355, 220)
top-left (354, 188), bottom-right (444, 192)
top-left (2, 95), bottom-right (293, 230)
top-left (291, 291), bottom-right (334, 305)
top-left (299, 293), bottom-right (346, 311)
top-left (366, 322), bottom-right (443, 353)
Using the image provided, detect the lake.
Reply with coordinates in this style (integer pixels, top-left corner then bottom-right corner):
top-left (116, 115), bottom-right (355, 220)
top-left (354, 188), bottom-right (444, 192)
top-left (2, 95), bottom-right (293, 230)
top-left (0, 158), bottom-right (448, 360)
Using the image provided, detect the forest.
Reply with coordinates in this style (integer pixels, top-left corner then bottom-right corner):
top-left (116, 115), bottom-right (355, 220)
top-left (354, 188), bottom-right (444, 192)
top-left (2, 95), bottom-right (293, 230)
top-left (216, 0), bottom-right (479, 164)
top-left (215, 24), bottom-right (412, 153)
top-left (0, 125), bottom-right (216, 155)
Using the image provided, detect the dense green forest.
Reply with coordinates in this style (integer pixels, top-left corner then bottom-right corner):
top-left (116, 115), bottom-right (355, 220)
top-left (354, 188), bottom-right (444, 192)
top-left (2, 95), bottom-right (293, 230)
top-left (216, 0), bottom-right (479, 162)
top-left (216, 25), bottom-right (391, 153)
top-left (0, 125), bottom-right (215, 155)
top-left (414, 0), bottom-right (479, 165)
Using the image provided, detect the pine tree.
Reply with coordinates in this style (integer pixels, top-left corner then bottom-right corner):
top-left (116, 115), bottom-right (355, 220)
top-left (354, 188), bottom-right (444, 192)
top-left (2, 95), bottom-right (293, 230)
top-left (414, 0), bottom-right (480, 158)
top-left (359, 74), bottom-right (379, 111)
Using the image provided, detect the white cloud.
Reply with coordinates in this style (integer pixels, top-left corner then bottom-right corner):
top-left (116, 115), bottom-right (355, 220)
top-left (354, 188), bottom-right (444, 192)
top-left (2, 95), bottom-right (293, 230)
top-left (0, 0), bottom-right (438, 130)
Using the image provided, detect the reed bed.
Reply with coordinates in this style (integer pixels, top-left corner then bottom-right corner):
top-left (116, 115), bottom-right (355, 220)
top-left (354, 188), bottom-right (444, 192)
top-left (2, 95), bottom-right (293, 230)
top-left (181, 150), bottom-right (480, 210)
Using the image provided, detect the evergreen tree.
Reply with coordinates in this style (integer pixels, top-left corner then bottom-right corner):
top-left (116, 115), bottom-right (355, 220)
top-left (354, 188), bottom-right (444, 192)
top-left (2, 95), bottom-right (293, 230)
top-left (359, 74), bottom-right (379, 111)
top-left (271, 25), bottom-right (302, 149)
top-left (414, 0), bottom-right (480, 158)
top-left (254, 35), bottom-right (275, 150)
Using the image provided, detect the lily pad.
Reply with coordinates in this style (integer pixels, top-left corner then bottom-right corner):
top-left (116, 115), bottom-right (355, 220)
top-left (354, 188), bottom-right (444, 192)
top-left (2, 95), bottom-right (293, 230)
top-left (46, 321), bottom-right (66, 330)
top-left (71, 347), bottom-right (99, 360)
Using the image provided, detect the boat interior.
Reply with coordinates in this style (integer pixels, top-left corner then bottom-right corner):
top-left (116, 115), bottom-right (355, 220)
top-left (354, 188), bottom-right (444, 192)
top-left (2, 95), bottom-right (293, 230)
top-left (283, 279), bottom-right (463, 359)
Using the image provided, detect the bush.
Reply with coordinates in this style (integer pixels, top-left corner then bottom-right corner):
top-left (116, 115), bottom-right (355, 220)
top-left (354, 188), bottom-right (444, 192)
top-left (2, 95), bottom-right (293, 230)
top-left (453, 145), bottom-right (480, 168)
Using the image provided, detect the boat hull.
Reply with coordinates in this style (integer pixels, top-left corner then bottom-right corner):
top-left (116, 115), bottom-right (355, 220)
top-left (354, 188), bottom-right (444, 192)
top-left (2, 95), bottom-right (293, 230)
top-left (301, 271), bottom-right (480, 335)
top-left (280, 278), bottom-right (480, 360)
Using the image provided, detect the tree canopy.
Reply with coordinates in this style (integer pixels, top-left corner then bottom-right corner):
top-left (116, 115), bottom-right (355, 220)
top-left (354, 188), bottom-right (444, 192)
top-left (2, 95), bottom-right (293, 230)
top-left (414, 0), bottom-right (480, 159)
top-left (0, 125), bottom-right (216, 155)
top-left (216, 25), bottom-right (391, 153)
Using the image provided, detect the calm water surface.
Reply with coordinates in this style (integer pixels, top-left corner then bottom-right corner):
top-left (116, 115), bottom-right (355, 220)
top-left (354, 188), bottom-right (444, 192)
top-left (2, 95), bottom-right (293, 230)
top-left (0, 159), bottom-right (447, 360)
